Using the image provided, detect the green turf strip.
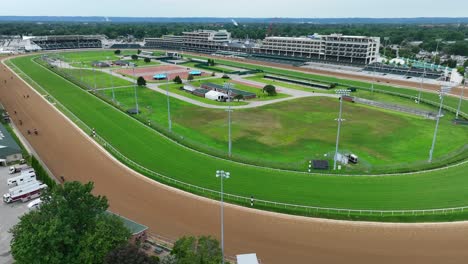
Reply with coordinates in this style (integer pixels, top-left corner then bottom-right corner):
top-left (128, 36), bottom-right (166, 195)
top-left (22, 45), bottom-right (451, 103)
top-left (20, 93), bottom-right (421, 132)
top-left (9, 55), bottom-right (468, 221)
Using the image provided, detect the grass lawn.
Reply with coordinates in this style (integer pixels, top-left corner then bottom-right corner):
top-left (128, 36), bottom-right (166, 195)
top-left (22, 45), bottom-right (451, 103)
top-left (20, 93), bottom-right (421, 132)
top-left (9, 55), bottom-right (468, 222)
top-left (58, 50), bottom-right (136, 67)
top-left (246, 75), bottom-right (335, 93)
top-left (61, 68), bottom-right (134, 89)
top-left (158, 83), bottom-right (248, 106)
top-left (185, 54), bottom-right (468, 114)
top-left (191, 78), bottom-right (290, 101)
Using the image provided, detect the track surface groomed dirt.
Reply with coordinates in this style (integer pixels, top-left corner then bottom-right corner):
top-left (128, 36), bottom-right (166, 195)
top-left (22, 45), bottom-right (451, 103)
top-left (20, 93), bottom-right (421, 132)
top-left (2, 59), bottom-right (468, 264)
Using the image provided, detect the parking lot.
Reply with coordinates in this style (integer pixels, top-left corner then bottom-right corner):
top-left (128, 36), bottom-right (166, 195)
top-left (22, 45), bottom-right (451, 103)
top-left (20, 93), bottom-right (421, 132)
top-left (0, 166), bottom-right (30, 264)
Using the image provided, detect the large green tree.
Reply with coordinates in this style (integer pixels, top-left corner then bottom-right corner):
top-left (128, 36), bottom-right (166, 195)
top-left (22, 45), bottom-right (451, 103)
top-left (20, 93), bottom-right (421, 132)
top-left (105, 244), bottom-right (159, 264)
top-left (10, 181), bottom-right (131, 264)
top-left (171, 236), bottom-right (222, 264)
top-left (263, 84), bottom-right (277, 96)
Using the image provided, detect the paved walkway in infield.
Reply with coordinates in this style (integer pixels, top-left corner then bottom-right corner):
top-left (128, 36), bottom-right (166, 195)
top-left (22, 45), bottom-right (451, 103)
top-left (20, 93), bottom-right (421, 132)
top-left (3, 57), bottom-right (468, 264)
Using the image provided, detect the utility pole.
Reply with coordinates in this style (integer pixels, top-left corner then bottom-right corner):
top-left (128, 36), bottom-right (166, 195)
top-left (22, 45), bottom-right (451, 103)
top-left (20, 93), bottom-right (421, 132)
top-left (133, 66), bottom-right (139, 114)
top-left (428, 86), bottom-right (452, 163)
top-left (224, 83), bottom-right (233, 157)
top-left (456, 70), bottom-right (466, 119)
top-left (417, 67), bottom-right (426, 103)
top-left (334, 89), bottom-right (350, 170)
top-left (166, 73), bottom-right (172, 132)
top-left (215, 170), bottom-right (230, 264)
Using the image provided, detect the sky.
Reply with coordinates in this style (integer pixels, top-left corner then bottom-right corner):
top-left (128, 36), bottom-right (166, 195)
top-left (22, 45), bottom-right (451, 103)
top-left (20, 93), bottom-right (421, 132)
top-left (0, 0), bottom-right (467, 18)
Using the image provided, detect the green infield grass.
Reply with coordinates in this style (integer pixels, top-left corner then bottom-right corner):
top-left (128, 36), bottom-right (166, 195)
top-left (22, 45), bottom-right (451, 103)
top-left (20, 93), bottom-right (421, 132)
top-left (61, 68), bottom-right (134, 89)
top-left (8, 55), bottom-right (468, 222)
top-left (184, 54), bottom-right (468, 114)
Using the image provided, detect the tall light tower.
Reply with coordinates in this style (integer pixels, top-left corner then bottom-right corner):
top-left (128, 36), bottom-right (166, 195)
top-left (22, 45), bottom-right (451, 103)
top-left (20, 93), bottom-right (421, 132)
top-left (456, 69), bottom-right (466, 119)
top-left (215, 170), bottom-right (230, 264)
top-left (417, 67), bottom-right (426, 103)
top-left (132, 65), bottom-right (139, 114)
top-left (165, 73), bottom-right (172, 132)
top-left (434, 38), bottom-right (443, 64)
top-left (428, 86), bottom-right (452, 163)
top-left (223, 83), bottom-right (233, 157)
top-left (333, 89), bottom-right (351, 170)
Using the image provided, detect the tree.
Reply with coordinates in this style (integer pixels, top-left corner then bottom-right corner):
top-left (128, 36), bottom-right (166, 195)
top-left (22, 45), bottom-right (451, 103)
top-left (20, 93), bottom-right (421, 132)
top-left (171, 236), bottom-right (222, 264)
top-left (137, 49), bottom-right (142, 54)
top-left (173, 75), bottom-right (183, 84)
top-left (144, 57), bottom-right (151, 63)
top-left (132, 54), bottom-right (139, 60)
top-left (263, 84), bottom-right (277, 96)
top-left (211, 72), bottom-right (216, 77)
top-left (105, 244), bottom-right (159, 264)
top-left (221, 74), bottom-right (230, 79)
top-left (234, 94), bottom-right (244, 101)
top-left (10, 182), bottom-right (131, 264)
top-left (464, 60), bottom-right (468, 68)
top-left (115, 49), bottom-right (121, 55)
top-left (137, 76), bottom-right (147, 86)
top-left (187, 74), bottom-right (194, 81)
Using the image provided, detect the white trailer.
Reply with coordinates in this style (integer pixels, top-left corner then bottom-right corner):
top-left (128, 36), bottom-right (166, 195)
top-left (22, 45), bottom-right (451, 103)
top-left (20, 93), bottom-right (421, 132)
top-left (7, 169), bottom-right (36, 186)
top-left (8, 165), bottom-right (31, 174)
top-left (3, 181), bottom-right (47, 203)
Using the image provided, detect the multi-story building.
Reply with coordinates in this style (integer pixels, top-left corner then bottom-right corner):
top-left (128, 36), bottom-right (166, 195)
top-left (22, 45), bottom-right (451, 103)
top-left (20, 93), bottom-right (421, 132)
top-left (256, 34), bottom-right (380, 64)
top-left (144, 30), bottom-right (380, 65)
top-left (145, 30), bottom-right (231, 53)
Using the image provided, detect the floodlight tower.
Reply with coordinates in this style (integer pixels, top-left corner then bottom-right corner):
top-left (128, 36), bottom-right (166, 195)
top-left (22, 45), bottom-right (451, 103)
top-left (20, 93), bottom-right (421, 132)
top-left (428, 86), bottom-right (452, 163)
top-left (215, 170), bottom-right (230, 264)
top-left (333, 89), bottom-right (351, 170)
top-left (132, 65), bottom-right (139, 114)
top-left (456, 69), bottom-right (466, 119)
top-left (434, 38), bottom-right (443, 64)
top-left (166, 73), bottom-right (172, 133)
top-left (223, 83), bottom-right (234, 157)
top-left (417, 67), bottom-right (426, 103)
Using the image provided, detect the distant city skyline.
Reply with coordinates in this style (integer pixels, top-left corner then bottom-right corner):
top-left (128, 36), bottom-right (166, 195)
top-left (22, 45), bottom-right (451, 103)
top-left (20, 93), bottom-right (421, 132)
top-left (0, 0), bottom-right (467, 18)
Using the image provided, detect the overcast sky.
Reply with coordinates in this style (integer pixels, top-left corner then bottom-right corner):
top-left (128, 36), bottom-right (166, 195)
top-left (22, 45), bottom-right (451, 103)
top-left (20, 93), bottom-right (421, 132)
top-left (0, 0), bottom-right (467, 18)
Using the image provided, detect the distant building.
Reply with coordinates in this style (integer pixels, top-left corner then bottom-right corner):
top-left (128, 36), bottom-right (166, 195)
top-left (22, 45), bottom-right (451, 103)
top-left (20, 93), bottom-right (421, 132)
top-left (91, 61), bottom-right (110, 68)
top-left (201, 82), bottom-right (256, 99)
top-left (144, 30), bottom-right (380, 65)
top-left (0, 123), bottom-right (22, 166)
top-left (257, 34), bottom-right (380, 64)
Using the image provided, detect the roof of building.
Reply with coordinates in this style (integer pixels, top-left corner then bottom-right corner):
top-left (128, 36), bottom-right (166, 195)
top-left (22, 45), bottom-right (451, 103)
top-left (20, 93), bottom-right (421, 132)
top-left (106, 211), bottom-right (148, 235)
top-left (202, 82), bottom-right (256, 97)
top-left (236, 253), bottom-right (259, 264)
top-left (0, 123), bottom-right (22, 159)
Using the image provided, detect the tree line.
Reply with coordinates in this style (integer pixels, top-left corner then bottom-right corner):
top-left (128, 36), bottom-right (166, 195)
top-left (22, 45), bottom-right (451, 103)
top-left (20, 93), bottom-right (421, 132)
top-left (0, 22), bottom-right (467, 56)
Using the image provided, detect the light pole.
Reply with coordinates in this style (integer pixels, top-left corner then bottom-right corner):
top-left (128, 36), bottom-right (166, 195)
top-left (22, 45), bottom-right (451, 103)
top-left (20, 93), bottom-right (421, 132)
top-left (434, 38), bottom-right (443, 64)
top-left (165, 73), bottom-right (172, 132)
top-left (109, 68), bottom-right (115, 102)
top-left (93, 66), bottom-right (97, 90)
top-left (456, 70), bottom-right (466, 119)
top-left (417, 67), bottom-right (426, 103)
top-left (371, 63), bottom-right (376, 93)
top-left (428, 86), bottom-right (452, 163)
top-left (333, 89), bottom-right (351, 170)
top-left (223, 83), bottom-right (233, 157)
top-left (216, 170), bottom-right (230, 264)
top-left (132, 65), bottom-right (139, 114)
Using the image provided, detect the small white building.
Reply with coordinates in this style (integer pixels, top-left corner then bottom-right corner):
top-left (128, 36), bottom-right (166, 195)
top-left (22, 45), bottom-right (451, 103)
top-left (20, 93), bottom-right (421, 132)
top-left (236, 253), bottom-right (259, 264)
top-left (205, 90), bottom-right (228, 101)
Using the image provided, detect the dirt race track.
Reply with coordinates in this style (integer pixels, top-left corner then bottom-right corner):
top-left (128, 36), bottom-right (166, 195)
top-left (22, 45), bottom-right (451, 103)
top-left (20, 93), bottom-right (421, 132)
top-left (2, 59), bottom-right (468, 264)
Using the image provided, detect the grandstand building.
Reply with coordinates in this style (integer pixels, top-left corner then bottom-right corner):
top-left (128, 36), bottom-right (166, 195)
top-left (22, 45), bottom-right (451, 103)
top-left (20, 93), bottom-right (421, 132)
top-left (256, 34), bottom-right (380, 64)
top-left (145, 30), bottom-right (231, 53)
top-left (145, 30), bottom-right (379, 65)
top-left (31, 35), bottom-right (104, 50)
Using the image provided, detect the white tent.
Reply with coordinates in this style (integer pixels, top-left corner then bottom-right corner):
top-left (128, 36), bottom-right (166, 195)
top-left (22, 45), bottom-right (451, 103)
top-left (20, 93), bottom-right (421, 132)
top-left (205, 90), bottom-right (227, 101)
